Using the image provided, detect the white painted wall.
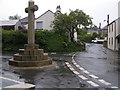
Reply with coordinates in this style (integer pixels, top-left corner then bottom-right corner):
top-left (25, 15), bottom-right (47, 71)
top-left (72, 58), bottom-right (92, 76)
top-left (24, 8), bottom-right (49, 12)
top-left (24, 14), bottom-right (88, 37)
top-left (108, 19), bottom-right (120, 51)
top-left (15, 21), bottom-right (23, 30)
top-left (35, 10), bottom-right (55, 30)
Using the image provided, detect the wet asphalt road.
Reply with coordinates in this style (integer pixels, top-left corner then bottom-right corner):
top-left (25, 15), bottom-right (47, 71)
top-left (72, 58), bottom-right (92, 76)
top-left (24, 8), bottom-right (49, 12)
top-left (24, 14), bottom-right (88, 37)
top-left (1, 43), bottom-right (120, 89)
top-left (74, 43), bottom-right (120, 88)
top-left (2, 52), bottom-right (82, 88)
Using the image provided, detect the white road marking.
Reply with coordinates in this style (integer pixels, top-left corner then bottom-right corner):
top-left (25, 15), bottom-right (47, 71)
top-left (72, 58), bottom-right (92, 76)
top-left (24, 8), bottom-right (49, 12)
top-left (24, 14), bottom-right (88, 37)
top-left (87, 81), bottom-right (99, 87)
top-left (72, 57), bottom-right (74, 59)
top-left (71, 53), bottom-right (117, 88)
top-left (89, 74), bottom-right (99, 79)
top-left (72, 54), bottom-right (76, 58)
top-left (73, 62), bottom-right (77, 65)
top-left (72, 60), bottom-right (75, 63)
top-left (4, 83), bottom-right (35, 88)
top-left (98, 79), bottom-right (111, 85)
top-left (79, 67), bottom-right (85, 70)
top-left (78, 75), bottom-right (88, 80)
top-left (72, 71), bottom-right (80, 75)
top-left (69, 67), bottom-right (75, 71)
top-left (1, 76), bottom-right (35, 88)
top-left (0, 76), bottom-right (24, 84)
top-left (111, 86), bottom-right (118, 88)
top-left (65, 62), bottom-right (69, 65)
top-left (75, 65), bottom-right (80, 68)
top-left (66, 64), bottom-right (72, 68)
top-left (83, 70), bottom-right (90, 74)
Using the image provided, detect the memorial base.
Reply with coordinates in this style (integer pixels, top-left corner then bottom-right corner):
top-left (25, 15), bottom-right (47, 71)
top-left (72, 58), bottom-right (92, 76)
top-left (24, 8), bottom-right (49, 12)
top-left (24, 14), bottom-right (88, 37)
top-left (9, 44), bottom-right (53, 69)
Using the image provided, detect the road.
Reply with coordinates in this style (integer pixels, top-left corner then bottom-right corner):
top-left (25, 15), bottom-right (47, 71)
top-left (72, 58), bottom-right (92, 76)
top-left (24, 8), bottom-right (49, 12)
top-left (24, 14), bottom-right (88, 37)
top-left (1, 43), bottom-right (120, 89)
top-left (65, 43), bottom-right (120, 88)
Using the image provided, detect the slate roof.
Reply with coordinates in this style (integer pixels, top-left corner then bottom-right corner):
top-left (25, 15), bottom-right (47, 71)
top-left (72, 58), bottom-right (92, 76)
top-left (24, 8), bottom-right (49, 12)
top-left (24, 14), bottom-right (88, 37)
top-left (109, 17), bottom-right (120, 25)
top-left (36, 10), bottom-right (54, 20)
top-left (20, 10), bottom-right (54, 23)
top-left (0, 20), bottom-right (19, 26)
top-left (101, 25), bottom-right (108, 30)
top-left (20, 17), bottom-right (28, 23)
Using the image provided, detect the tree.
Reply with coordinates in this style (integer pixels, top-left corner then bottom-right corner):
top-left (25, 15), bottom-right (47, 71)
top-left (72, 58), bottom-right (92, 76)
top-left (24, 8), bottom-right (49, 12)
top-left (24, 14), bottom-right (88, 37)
top-left (9, 14), bottom-right (21, 20)
top-left (52, 9), bottom-right (93, 42)
top-left (92, 32), bottom-right (98, 39)
top-left (52, 13), bottom-right (72, 42)
top-left (90, 24), bottom-right (98, 30)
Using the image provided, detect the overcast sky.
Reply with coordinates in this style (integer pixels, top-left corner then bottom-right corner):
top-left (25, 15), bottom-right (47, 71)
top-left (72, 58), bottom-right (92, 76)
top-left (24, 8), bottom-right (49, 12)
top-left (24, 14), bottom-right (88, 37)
top-left (0, 0), bottom-right (119, 27)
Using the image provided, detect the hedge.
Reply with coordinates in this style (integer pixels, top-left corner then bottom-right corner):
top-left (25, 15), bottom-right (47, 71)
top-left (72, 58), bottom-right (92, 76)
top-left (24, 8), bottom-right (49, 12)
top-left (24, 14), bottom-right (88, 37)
top-left (2, 30), bottom-right (84, 52)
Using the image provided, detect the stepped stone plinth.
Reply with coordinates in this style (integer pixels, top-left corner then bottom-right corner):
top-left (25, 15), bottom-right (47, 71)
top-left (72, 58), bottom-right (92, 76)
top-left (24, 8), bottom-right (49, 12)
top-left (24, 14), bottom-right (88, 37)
top-left (9, 0), bottom-right (53, 69)
top-left (9, 44), bottom-right (52, 68)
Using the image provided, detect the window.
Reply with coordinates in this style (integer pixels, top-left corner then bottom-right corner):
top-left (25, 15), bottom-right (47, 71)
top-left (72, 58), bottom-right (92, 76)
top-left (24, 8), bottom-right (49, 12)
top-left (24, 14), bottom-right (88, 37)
top-left (112, 24), bottom-right (113, 32)
top-left (118, 38), bottom-right (120, 43)
top-left (109, 26), bottom-right (110, 33)
top-left (36, 21), bottom-right (43, 29)
top-left (109, 38), bottom-right (110, 45)
top-left (114, 22), bottom-right (116, 35)
top-left (108, 26), bottom-right (110, 33)
top-left (111, 37), bottom-right (113, 45)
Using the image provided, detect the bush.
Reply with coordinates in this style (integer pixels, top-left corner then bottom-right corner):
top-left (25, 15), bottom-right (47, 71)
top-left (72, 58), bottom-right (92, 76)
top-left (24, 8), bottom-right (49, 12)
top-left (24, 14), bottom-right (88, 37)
top-left (78, 34), bottom-right (93, 43)
top-left (2, 30), bottom-right (84, 52)
top-left (2, 30), bottom-right (27, 51)
top-left (99, 36), bottom-right (105, 39)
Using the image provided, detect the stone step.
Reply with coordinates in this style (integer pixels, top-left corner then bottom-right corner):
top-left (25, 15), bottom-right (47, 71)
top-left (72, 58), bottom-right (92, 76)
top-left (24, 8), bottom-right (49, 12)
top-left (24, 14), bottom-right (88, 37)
top-left (9, 58), bottom-right (52, 67)
top-left (14, 54), bottom-right (48, 61)
top-left (19, 49), bottom-right (44, 55)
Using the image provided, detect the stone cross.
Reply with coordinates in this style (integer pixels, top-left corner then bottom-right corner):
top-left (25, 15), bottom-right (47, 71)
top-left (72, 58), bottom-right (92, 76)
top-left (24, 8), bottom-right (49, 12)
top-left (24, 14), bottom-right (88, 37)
top-left (25, 0), bottom-right (38, 44)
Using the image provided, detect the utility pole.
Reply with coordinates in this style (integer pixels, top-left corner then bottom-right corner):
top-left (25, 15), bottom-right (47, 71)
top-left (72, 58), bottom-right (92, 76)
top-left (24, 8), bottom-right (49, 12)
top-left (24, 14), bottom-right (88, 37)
top-left (98, 23), bottom-right (101, 36)
top-left (107, 14), bottom-right (109, 26)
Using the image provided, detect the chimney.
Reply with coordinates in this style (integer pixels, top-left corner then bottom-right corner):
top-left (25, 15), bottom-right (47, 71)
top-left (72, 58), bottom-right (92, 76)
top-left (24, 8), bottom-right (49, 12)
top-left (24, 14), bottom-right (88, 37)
top-left (56, 5), bottom-right (61, 13)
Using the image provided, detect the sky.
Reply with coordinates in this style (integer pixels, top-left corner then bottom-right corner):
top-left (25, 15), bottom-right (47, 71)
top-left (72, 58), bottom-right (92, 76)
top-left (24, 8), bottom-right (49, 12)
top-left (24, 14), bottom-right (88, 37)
top-left (0, 0), bottom-right (119, 28)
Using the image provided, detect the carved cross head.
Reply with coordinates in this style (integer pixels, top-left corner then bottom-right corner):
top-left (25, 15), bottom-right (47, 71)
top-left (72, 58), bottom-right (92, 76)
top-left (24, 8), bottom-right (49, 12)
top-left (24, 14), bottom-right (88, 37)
top-left (25, 0), bottom-right (38, 13)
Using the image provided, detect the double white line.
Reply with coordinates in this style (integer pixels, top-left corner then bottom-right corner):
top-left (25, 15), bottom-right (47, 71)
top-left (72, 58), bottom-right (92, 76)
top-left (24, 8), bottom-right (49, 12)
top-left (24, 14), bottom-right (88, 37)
top-left (65, 53), bottom-right (119, 88)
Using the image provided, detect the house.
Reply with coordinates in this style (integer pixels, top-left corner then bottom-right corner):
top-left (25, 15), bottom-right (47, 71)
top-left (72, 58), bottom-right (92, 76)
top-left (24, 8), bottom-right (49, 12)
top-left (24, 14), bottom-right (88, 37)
top-left (35, 10), bottom-right (55, 30)
top-left (107, 1), bottom-right (120, 51)
top-left (87, 29), bottom-right (99, 35)
top-left (107, 18), bottom-right (120, 51)
top-left (20, 5), bottom-right (61, 30)
top-left (35, 5), bottom-right (61, 30)
top-left (0, 20), bottom-right (23, 30)
top-left (19, 17), bottom-right (28, 29)
top-left (99, 26), bottom-right (108, 37)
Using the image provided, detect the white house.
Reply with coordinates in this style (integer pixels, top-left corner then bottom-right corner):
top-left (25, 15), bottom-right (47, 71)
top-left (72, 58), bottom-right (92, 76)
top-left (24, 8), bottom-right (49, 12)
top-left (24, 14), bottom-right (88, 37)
top-left (35, 10), bottom-right (55, 30)
top-left (107, 2), bottom-right (120, 51)
top-left (0, 20), bottom-right (23, 30)
top-left (35, 5), bottom-right (61, 30)
top-left (20, 5), bottom-right (61, 30)
top-left (107, 18), bottom-right (120, 51)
